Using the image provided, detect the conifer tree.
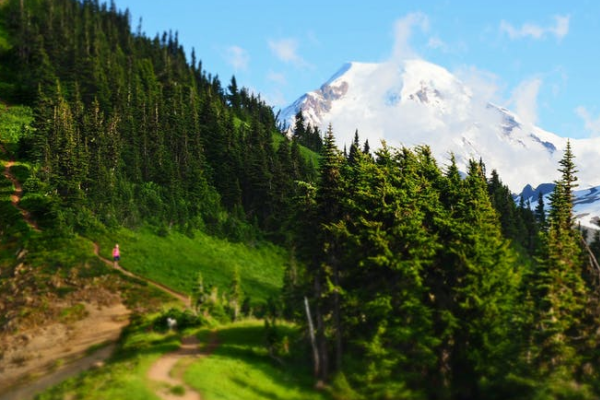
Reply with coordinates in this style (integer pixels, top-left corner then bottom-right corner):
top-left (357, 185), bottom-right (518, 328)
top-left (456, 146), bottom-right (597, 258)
top-left (226, 75), bottom-right (241, 112)
top-left (535, 191), bottom-right (547, 231)
top-left (434, 158), bottom-right (523, 398)
top-left (347, 129), bottom-right (360, 165)
top-left (314, 123), bottom-right (345, 377)
top-left (531, 142), bottom-right (599, 384)
top-left (340, 145), bottom-right (440, 398)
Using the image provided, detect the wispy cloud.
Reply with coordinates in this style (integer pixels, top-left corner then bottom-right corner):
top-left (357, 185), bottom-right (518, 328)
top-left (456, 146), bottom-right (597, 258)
top-left (427, 36), bottom-right (445, 50)
top-left (427, 36), bottom-right (468, 55)
top-left (510, 78), bottom-right (543, 125)
top-left (224, 45), bottom-right (249, 71)
top-left (391, 12), bottom-right (429, 61)
top-left (575, 106), bottom-right (600, 137)
top-left (500, 15), bottom-right (570, 40)
top-left (268, 38), bottom-right (312, 69)
top-left (262, 89), bottom-right (287, 108)
top-left (454, 65), bottom-right (501, 103)
top-left (267, 70), bottom-right (287, 86)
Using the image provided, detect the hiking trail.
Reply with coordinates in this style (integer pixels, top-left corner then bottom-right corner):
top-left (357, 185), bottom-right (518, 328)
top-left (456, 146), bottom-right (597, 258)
top-left (0, 142), bottom-right (40, 232)
top-left (147, 330), bottom-right (219, 400)
top-left (92, 242), bottom-right (191, 307)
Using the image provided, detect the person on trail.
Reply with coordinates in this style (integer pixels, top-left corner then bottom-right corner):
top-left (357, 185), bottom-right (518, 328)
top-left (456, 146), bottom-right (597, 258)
top-left (112, 244), bottom-right (120, 266)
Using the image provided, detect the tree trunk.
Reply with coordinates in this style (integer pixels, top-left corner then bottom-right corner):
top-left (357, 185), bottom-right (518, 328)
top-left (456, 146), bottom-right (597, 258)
top-left (315, 275), bottom-right (329, 382)
top-left (304, 296), bottom-right (319, 378)
top-left (332, 251), bottom-right (342, 371)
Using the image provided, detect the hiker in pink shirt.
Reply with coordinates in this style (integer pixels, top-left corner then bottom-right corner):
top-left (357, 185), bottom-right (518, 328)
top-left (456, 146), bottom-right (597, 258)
top-left (112, 244), bottom-right (120, 266)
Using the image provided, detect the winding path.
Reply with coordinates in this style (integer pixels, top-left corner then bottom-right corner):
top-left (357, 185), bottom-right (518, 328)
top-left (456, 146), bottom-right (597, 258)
top-left (0, 142), bottom-right (40, 232)
top-left (147, 330), bottom-right (219, 400)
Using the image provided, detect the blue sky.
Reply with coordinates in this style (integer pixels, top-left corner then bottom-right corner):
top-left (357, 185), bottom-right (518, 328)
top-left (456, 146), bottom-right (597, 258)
top-left (114, 0), bottom-right (600, 139)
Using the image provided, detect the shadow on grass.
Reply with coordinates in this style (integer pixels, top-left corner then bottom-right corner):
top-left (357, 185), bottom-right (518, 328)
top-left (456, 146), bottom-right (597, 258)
top-left (230, 375), bottom-right (290, 400)
top-left (201, 323), bottom-right (328, 400)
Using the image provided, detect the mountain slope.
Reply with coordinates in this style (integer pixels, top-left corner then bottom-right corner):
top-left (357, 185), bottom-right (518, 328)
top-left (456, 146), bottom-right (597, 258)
top-left (280, 59), bottom-right (600, 192)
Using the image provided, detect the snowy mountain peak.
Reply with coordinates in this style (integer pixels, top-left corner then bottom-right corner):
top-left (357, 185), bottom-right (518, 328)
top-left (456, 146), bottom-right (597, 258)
top-left (280, 59), bottom-right (600, 191)
top-left (279, 58), bottom-right (600, 228)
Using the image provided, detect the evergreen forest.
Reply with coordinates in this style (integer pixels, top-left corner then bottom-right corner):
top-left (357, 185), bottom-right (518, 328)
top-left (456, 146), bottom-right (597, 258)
top-left (2, 1), bottom-right (600, 399)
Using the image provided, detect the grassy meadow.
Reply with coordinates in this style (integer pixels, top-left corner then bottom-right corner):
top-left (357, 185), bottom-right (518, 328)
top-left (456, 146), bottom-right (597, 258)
top-left (36, 317), bottom-right (330, 400)
top-left (95, 227), bottom-right (289, 305)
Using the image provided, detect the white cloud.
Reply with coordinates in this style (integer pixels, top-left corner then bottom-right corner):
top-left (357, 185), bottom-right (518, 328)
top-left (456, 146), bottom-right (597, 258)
top-left (267, 70), bottom-right (287, 85)
top-left (262, 89), bottom-right (287, 108)
top-left (500, 15), bottom-right (570, 40)
top-left (454, 65), bottom-right (502, 103)
top-left (552, 15), bottom-right (570, 39)
top-left (224, 45), bottom-right (249, 71)
top-left (509, 78), bottom-right (542, 125)
top-left (268, 38), bottom-right (311, 69)
top-left (575, 106), bottom-right (600, 137)
top-left (427, 36), bottom-right (445, 50)
top-left (391, 12), bottom-right (429, 61)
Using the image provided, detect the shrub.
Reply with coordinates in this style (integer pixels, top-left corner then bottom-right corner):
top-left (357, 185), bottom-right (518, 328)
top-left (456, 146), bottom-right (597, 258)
top-left (153, 307), bottom-right (205, 332)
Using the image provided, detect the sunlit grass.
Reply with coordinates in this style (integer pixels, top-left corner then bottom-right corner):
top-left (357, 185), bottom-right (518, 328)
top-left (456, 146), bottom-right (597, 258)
top-left (96, 227), bottom-right (288, 304)
top-left (0, 105), bottom-right (34, 147)
top-left (272, 131), bottom-right (321, 168)
top-left (185, 320), bottom-right (330, 400)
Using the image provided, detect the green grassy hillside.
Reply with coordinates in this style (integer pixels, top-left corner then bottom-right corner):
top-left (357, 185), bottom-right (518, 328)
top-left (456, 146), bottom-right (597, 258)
top-left (1, 103), bottom-right (288, 323)
top-left (272, 130), bottom-right (320, 167)
top-left (96, 227), bottom-right (288, 305)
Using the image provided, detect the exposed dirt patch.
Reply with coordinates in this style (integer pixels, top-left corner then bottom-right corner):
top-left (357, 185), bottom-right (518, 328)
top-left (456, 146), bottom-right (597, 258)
top-left (0, 302), bottom-right (130, 399)
top-left (0, 344), bottom-right (116, 400)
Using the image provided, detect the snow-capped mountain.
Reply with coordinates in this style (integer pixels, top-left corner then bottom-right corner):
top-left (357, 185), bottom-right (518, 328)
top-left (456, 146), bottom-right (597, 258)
top-left (279, 59), bottom-right (600, 228)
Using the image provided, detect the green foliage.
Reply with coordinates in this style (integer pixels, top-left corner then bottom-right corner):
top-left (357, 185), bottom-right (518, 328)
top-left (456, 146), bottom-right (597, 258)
top-left (58, 302), bottom-right (88, 323)
top-left (328, 372), bottom-right (362, 400)
top-left (153, 307), bottom-right (205, 332)
top-left (0, 0), bottom-right (317, 242)
top-left (289, 127), bottom-right (600, 399)
top-left (528, 142), bottom-right (600, 382)
top-left (38, 319), bottom-right (326, 400)
top-left (0, 105), bottom-right (34, 145)
top-left (292, 111), bottom-right (323, 153)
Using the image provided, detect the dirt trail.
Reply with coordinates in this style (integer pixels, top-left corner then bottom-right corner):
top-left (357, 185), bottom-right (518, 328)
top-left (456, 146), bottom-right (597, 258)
top-left (147, 331), bottom-right (219, 400)
top-left (92, 242), bottom-right (191, 307)
top-left (0, 344), bottom-right (116, 400)
top-left (0, 142), bottom-right (40, 232)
